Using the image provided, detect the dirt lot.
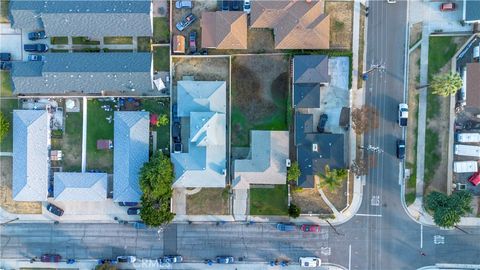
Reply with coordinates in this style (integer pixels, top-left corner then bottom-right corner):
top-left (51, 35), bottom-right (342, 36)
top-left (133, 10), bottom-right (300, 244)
top-left (231, 55), bottom-right (290, 147)
top-left (172, 56), bottom-right (229, 83)
top-left (186, 188), bottom-right (230, 215)
top-left (291, 188), bottom-right (333, 215)
top-left (409, 22), bottom-right (423, 48)
top-left (325, 1), bottom-right (353, 50)
top-left (172, 0), bottom-right (217, 46)
top-left (0, 157), bottom-right (42, 214)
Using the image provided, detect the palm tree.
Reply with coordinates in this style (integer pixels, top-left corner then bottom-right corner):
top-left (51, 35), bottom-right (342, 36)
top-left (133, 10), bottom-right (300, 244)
top-left (430, 72), bottom-right (463, 96)
top-left (317, 165), bottom-right (348, 192)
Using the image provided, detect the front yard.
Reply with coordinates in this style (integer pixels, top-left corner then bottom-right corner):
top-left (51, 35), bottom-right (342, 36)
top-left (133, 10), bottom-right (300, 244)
top-left (0, 98), bottom-right (18, 152)
top-left (186, 188), bottom-right (230, 215)
top-left (249, 185), bottom-right (288, 216)
top-left (86, 99), bottom-right (114, 173)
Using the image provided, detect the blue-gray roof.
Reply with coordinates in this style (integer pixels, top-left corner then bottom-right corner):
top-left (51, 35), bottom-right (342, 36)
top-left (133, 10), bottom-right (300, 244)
top-left (54, 172), bottom-right (107, 201)
top-left (11, 53), bottom-right (152, 95)
top-left (464, 0), bottom-right (480, 22)
top-left (293, 55), bottom-right (330, 108)
top-left (10, 0), bottom-right (152, 37)
top-left (12, 110), bottom-right (49, 201)
top-left (113, 111), bottom-right (149, 202)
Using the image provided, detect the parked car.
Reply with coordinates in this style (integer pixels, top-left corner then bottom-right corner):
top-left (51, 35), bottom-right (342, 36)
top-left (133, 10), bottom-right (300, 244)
top-left (117, 256), bottom-right (136, 263)
top-left (221, 0), bottom-right (229, 11)
top-left (160, 255), bottom-right (183, 263)
top-left (440, 2), bottom-right (456, 11)
top-left (398, 103), bottom-right (408, 127)
top-left (41, 254), bottom-right (61, 262)
top-left (0, 53), bottom-right (11, 61)
top-left (276, 223), bottom-right (296, 231)
top-left (27, 54), bottom-right (44, 61)
top-left (46, 203), bottom-right (64, 216)
top-left (118, 202), bottom-right (138, 207)
top-left (244, 0), bottom-right (251, 14)
top-left (28, 30), bottom-right (46, 40)
top-left (24, 43), bottom-right (48, 52)
top-left (189, 31), bottom-right (197, 53)
top-left (175, 0), bottom-right (192, 9)
top-left (299, 257), bottom-right (321, 268)
top-left (127, 207), bottom-right (141, 215)
top-left (300, 224), bottom-right (320, 233)
top-left (173, 143), bottom-right (182, 153)
top-left (317, 114), bottom-right (328, 133)
top-left (231, 0), bottom-right (241, 10)
top-left (396, 139), bottom-right (405, 159)
top-left (0, 61), bottom-right (12, 70)
top-left (216, 256), bottom-right (234, 264)
top-left (172, 122), bottom-right (181, 143)
top-left (386, 0), bottom-right (396, 3)
top-left (176, 13), bottom-right (196, 31)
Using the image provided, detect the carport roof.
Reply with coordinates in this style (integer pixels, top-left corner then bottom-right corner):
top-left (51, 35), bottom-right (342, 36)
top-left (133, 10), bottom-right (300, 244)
top-left (54, 172), bottom-right (107, 201)
top-left (466, 62), bottom-right (480, 108)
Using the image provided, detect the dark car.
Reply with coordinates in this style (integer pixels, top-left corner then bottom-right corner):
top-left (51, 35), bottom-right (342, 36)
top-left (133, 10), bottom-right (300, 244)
top-left (300, 224), bottom-right (320, 232)
top-left (127, 207), bottom-right (141, 215)
top-left (396, 139), bottom-right (405, 159)
top-left (175, 13), bottom-right (196, 31)
top-left (189, 31), bottom-right (197, 53)
top-left (28, 30), bottom-right (47, 40)
top-left (276, 223), bottom-right (296, 231)
top-left (160, 255), bottom-right (183, 264)
top-left (0, 61), bottom-right (12, 70)
top-left (118, 202), bottom-right (138, 207)
top-left (46, 203), bottom-right (64, 216)
top-left (0, 53), bottom-right (11, 61)
top-left (221, 0), bottom-right (229, 10)
top-left (317, 114), bottom-right (328, 133)
top-left (172, 122), bottom-right (181, 143)
top-left (231, 0), bottom-right (241, 10)
top-left (41, 254), bottom-right (61, 262)
top-left (216, 256), bottom-right (234, 264)
top-left (24, 44), bottom-right (49, 52)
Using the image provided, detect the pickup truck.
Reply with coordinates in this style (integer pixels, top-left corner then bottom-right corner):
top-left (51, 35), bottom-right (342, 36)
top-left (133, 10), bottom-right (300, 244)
top-left (398, 103), bottom-right (408, 127)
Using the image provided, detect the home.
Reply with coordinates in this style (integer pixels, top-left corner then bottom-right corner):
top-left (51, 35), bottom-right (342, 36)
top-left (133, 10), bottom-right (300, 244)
top-left (201, 11), bottom-right (247, 50)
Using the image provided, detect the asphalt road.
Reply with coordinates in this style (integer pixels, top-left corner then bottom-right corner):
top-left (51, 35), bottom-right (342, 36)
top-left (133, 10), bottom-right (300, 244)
top-left (1, 1), bottom-right (480, 270)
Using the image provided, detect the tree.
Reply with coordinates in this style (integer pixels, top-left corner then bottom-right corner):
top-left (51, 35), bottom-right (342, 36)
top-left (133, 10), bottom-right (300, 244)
top-left (288, 203), bottom-right (301, 218)
top-left (139, 152), bottom-right (175, 227)
top-left (430, 72), bottom-right (463, 97)
top-left (287, 162), bottom-right (301, 183)
top-left (351, 106), bottom-right (379, 134)
top-left (425, 191), bottom-right (473, 228)
top-left (0, 112), bottom-right (9, 143)
top-left (156, 114), bottom-right (169, 127)
top-left (317, 165), bottom-right (347, 192)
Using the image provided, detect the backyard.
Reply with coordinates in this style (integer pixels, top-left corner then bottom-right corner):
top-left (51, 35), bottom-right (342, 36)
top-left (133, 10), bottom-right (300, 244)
top-left (61, 103), bottom-right (83, 172)
top-left (249, 185), bottom-right (288, 216)
top-left (1, 71), bottom-right (12, 96)
top-left (153, 17), bottom-right (170, 44)
top-left (173, 57), bottom-right (229, 84)
top-left (186, 188), bottom-right (229, 215)
top-left (86, 99), bottom-right (114, 173)
top-left (153, 46), bottom-right (170, 72)
top-left (231, 55), bottom-right (290, 147)
top-left (0, 98), bottom-right (18, 152)
top-left (136, 98), bottom-right (170, 153)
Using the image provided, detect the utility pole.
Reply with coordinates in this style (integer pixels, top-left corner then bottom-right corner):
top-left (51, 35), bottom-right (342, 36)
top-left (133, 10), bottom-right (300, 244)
top-left (362, 64), bottom-right (385, 80)
top-left (325, 220), bottom-right (343, 236)
top-left (0, 217), bottom-right (19, 226)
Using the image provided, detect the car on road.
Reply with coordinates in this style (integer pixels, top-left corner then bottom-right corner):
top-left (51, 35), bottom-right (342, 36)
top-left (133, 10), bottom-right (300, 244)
top-left (189, 31), bottom-right (197, 53)
top-left (244, 0), bottom-right (251, 13)
top-left (0, 53), bottom-right (11, 61)
top-left (440, 2), bottom-right (456, 11)
top-left (24, 43), bottom-right (48, 52)
top-left (118, 202), bottom-right (138, 206)
top-left (28, 54), bottom-right (44, 61)
top-left (175, 0), bottom-right (192, 8)
top-left (216, 256), bottom-right (234, 264)
top-left (396, 139), bottom-right (405, 159)
top-left (276, 223), bottom-right (296, 231)
top-left (41, 254), bottom-right (61, 262)
top-left (398, 103), bottom-right (408, 127)
top-left (46, 203), bottom-right (64, 216)
top-left (160, 255), bottom-right (183, 263)
top-left (117, 256), bottom-right (136, 263)
top-left (28, 30), bottom-right (46, 40)
top-left (127, 207), bottom-right (141, 215)
top-left (299, 257), bottom-right (321, 267)
top-left (300, 224), bottom-right (320, 232)
top-left (175, 13), bottom-right (196, 31)
top-left (317, 114), bottom-right (328, 133)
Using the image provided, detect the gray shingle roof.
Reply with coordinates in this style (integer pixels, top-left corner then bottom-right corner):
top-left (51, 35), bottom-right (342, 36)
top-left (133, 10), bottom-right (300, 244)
top-left (10, 0), bottom-right (152, 37)
top-left (54, 172), bottom-right (107, 201)
top-left (177, 81), bottom-right (227, 117)
top-left (11, 53), bottom-right (152, 95)
top-left (465, 0), bottom-right (480, 22)
top-left (113, 111), bottom-right (150, 203)
top-left (12, 110), bottom-right (49, 201)
top-left (293, 55), bottom-right (330, 108)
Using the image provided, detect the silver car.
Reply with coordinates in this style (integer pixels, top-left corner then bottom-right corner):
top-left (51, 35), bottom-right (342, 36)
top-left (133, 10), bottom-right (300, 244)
top-left (175, 0), bottom-right (192, 9)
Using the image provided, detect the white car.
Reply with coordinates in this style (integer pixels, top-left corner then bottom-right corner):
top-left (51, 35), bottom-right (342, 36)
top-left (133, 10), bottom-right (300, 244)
top-left (299, 257), bottom-right (321, 268)
top-left (244, 0), bottom-right (251, 14)
top-left (387, 0), bottom-right (396, 3)
top-left (398, 103), bottom-right (409, 127)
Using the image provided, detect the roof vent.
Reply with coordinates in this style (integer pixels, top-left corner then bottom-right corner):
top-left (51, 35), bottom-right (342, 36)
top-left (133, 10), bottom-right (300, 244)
top-left (312, 143), bottom-right (318, 152)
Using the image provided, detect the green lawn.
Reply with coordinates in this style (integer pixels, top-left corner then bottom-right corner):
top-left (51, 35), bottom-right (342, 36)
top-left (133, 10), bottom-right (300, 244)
top-left (405, 192), bottom-right (416, 206)
top-left (141, 98), bottom-right (170, 152)
top-left (72, 37), bottom-right (100, 45)
top-left (62, 108), bottom-right (83, 172)
top-left (138, 37), bottom-right (152, 52)
top-left (1, 71), bottom-right (12, 97)
top-left (424, 128), bottom-right (440, 186)
top-left (104, 36), bottom-right (133, 44)
top-left (86, 99), bottom-right (114, 173)
top-left (153, 46), bottom-right (170, 72)
top-left (0, 99), bottom-right (18, 152)
top-left (153, 17), bottom-right (170, 43)
top-left (249, 185), bottom-right (288, 216)
top-left (50, 37), bottom-right (68, 45)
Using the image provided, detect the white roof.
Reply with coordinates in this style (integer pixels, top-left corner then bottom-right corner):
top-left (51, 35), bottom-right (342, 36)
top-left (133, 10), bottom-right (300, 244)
top-left (177, 80), bottom-right (227, 116)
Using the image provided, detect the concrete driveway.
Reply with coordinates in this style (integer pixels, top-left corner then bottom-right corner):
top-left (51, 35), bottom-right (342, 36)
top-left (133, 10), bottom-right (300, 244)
top-left (0, 23), bottom-right (23, 60)
top-left (409, 0), bottom-right (472, 33)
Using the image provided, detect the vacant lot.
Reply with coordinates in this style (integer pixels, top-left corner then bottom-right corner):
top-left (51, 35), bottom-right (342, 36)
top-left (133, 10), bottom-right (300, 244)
top-left (186, 188), bottom-right (229, 215)
top-left (62, 104), bottom-right (83, 172)
top-left (0, 157), bottom-right (42, 214)
top-left (173, 57), bottom-right (229, 83)
top-left (86, 99), bottom-right (114, 173)
top-left (291, 188), bottom-right (333, 215)
top-left (249, 185), bottom-right (288, 216)
top-left (231, 55), bottom-right (289, 147)
top-left (0, 98), bottom-right (18, 152)
top-left (153, 46), bottom-right (170, 72)
top-left (1, 71), bottom-right (12, 97)
top-left (325, 1), bottom-right (353, 50)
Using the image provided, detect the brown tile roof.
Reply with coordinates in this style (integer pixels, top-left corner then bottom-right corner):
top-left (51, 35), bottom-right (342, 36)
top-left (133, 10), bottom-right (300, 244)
top-left (466, 62), bottom-right (480, 108)
top-left (201, 11), bottom-right (247, 50)
top-left (250, 0), bottom-right (330, 49)
top-left (173, 35), bottom-right (185, 54)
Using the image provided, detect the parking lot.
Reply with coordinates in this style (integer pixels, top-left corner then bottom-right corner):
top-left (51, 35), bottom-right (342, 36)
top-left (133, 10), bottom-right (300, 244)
top-left (0, 23), bottom-right (51, 61)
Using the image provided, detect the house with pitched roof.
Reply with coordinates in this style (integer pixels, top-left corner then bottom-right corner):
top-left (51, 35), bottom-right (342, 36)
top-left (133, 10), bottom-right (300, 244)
top-left (201, 11), bottom-right (247, 49)
top-left (250, 0), bottom-right (330, 49)
top-left (53, 173), bottom-right (108, 201)
top-left (10, 53), bottom-right (153, 95)
top-left (171, 80), bottom-right (227, 188)
top-left (12, 110), bottom-right (50, 202)
top-left (9, 0), bottom-right (152, 37)
top-left (464, 62), bottom-right (480, 108)
top-left (113, 111), bottom-right (150, 203)
top-left (293, 55), bottom-right (330, 108)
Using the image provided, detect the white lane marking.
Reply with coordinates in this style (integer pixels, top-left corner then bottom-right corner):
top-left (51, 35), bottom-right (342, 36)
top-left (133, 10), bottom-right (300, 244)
top-left (398, 162), bottom-right (403, 186)
top-left (434, 235), bottom-right (445, 245)
top-left (348, 244), bottom-right (352, 270)
top-left (355, 213), bottom-right (383, 217)
top-left (420, 224), bottom-right (423, 249)
top-left (370, 195), bottom-right (380, 206)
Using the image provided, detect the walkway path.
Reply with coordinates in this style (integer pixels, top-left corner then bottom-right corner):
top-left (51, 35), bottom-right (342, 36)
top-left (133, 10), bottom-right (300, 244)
top-left (318, 189), bottom-right (344, 219)
top-left (81, 97), bottom-right (87, 172)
